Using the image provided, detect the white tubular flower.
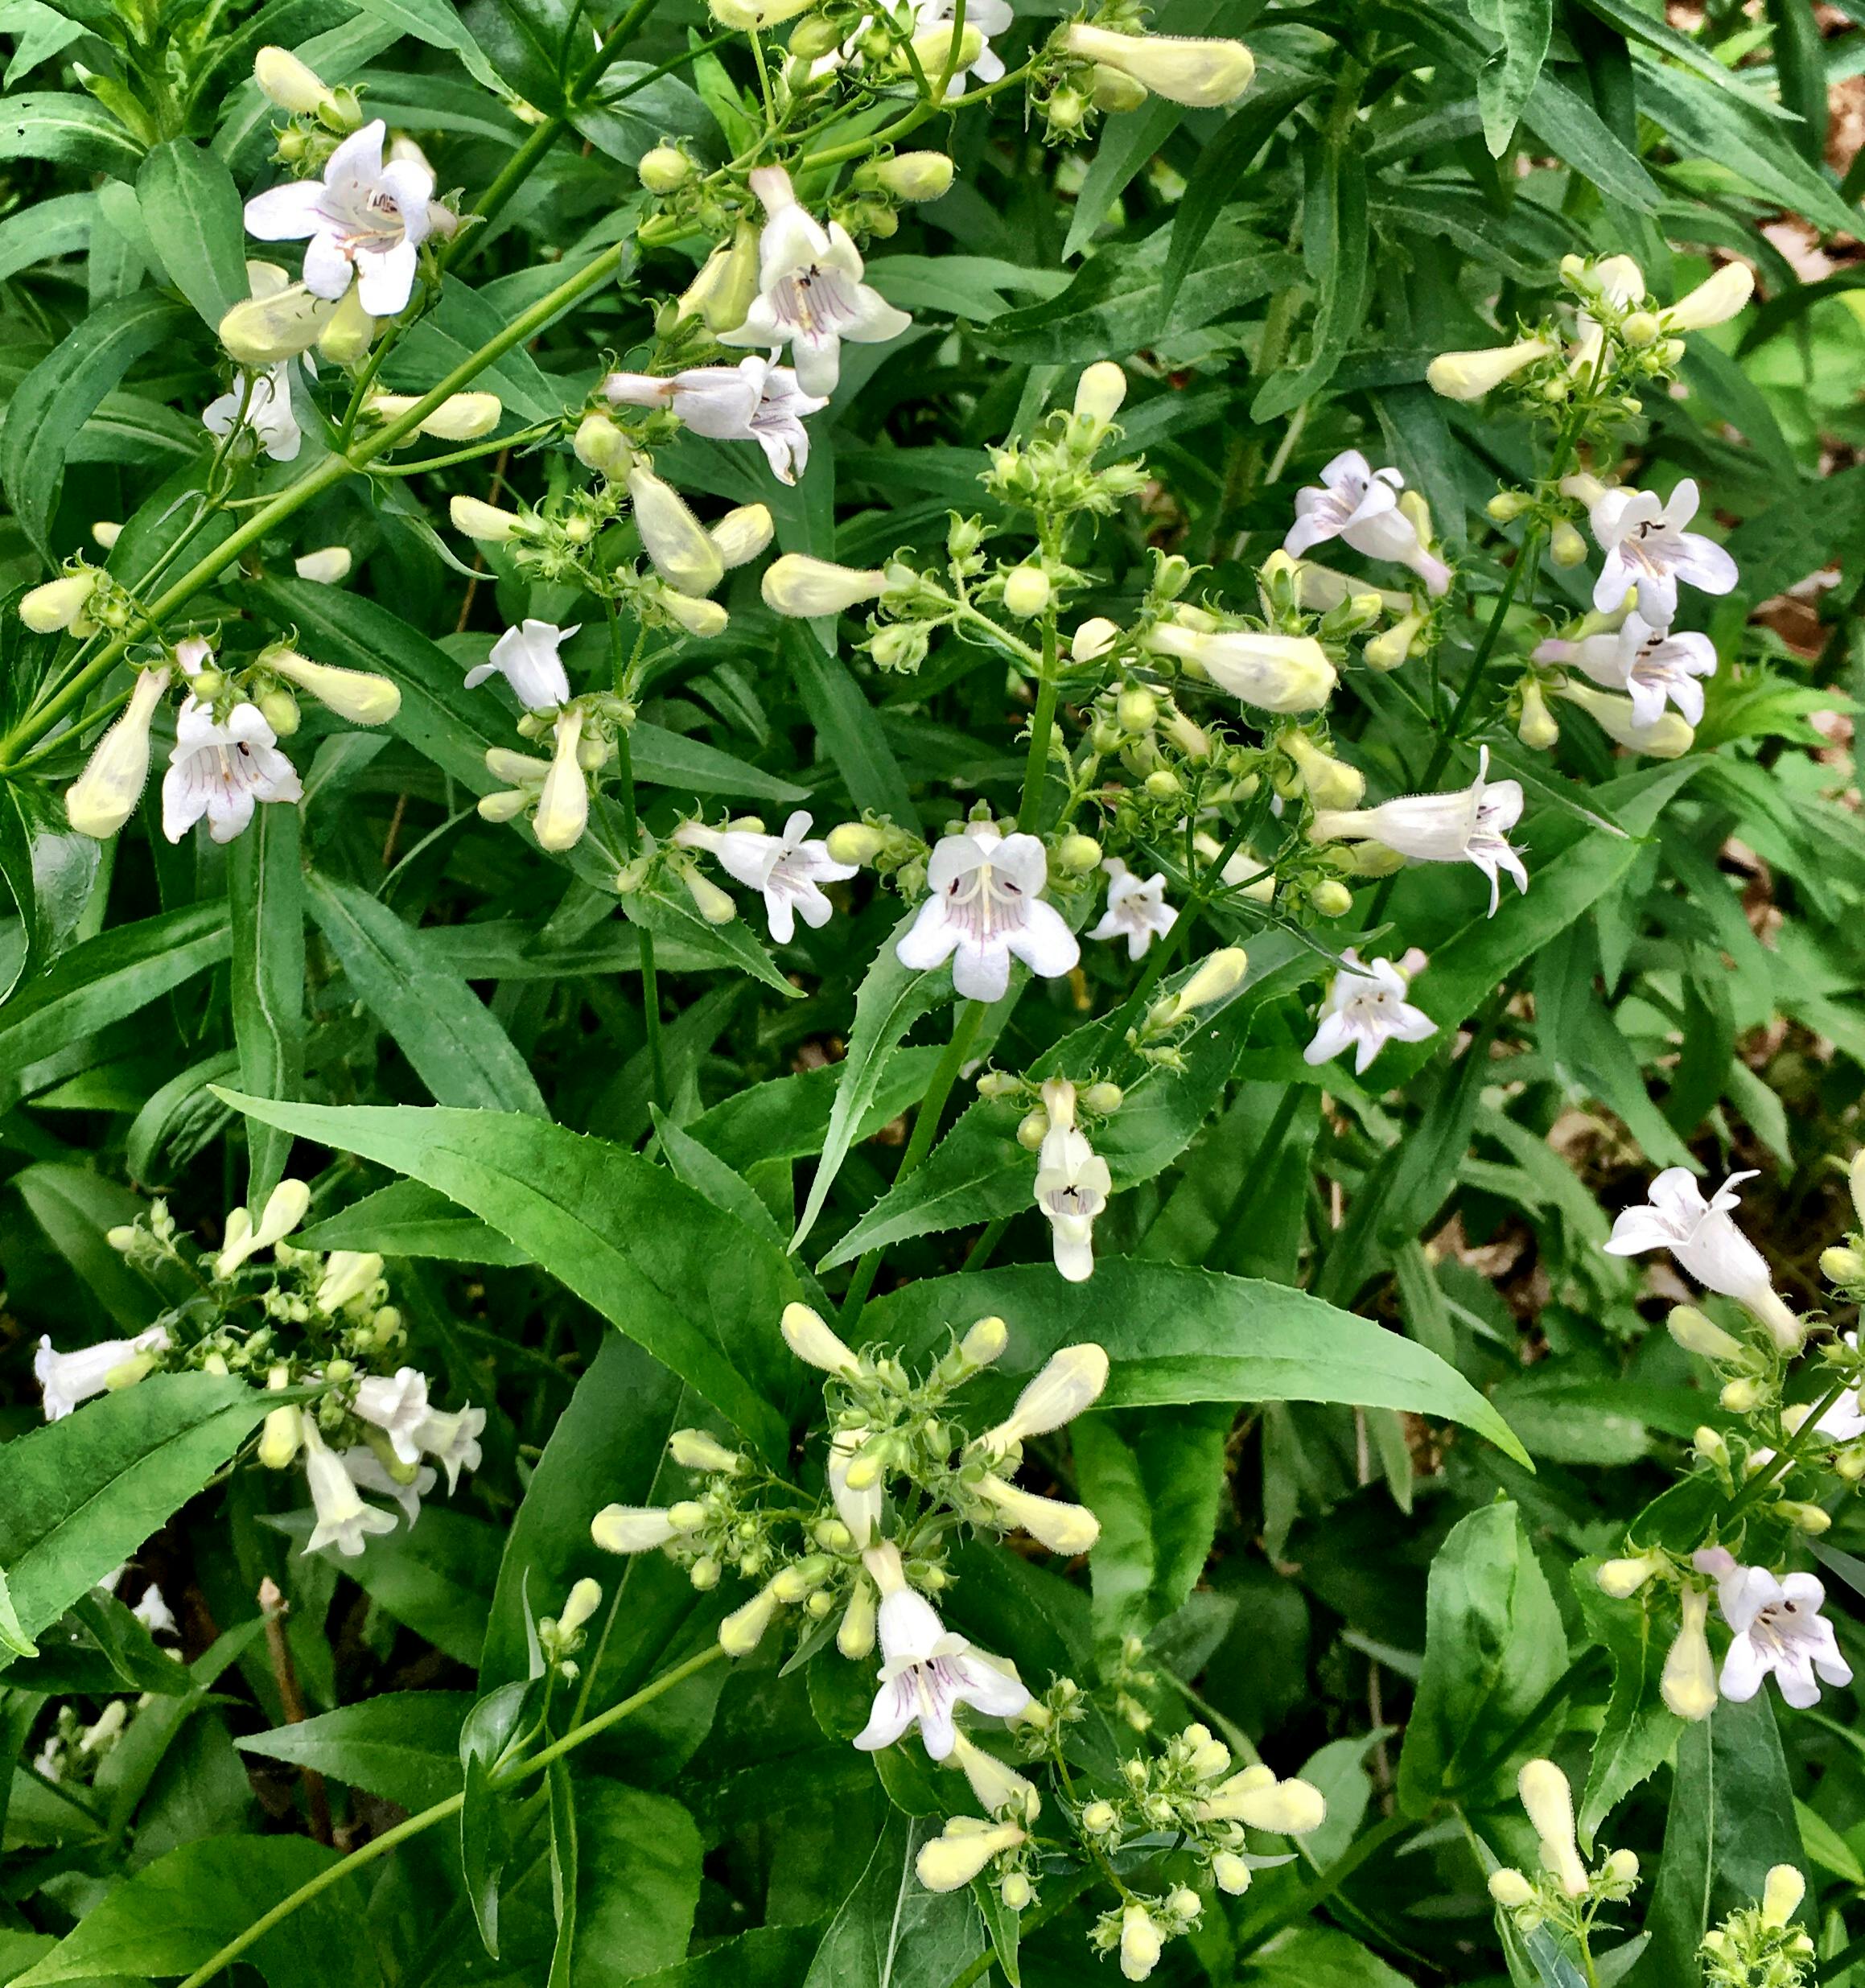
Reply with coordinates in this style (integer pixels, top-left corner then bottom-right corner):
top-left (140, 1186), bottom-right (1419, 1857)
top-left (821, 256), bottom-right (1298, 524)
top-left (451, 495), bottom-right (527, 542)
top-left (1033, 1105), bottom-right (1111, 1287)
top-left (977, 1473), bottom-right (1101, 1555)
top-left (219, 284), bottom-right (336, 367)
top-left (1566, 255), bottom-right (1645, 381)
top-left (1707, 1560), bottom-right (1852, 1710)
top-left (949, 1731), bottom-right (1040, 1821)
top-left (895, 825), bottom-right (1080, 1003)
top-left (668, 1428), bottom-right (740, 1473)
top-left (853, 1560), bottom-right (1030, 1760)
top-left (343, 1446), bottom-right (434, 1525)
top-left (719, 1579), bottom-right (784, 1658)
top-left (35, 1327), bottom-right (170, 1420)
top-left (718, 167), bottom-right (912, 397)
top-left (364, 391), bottom-right (502, 441)
top-left (1426, 338), bottom-right (1556, 401)
top-left (1146, 621), bottom-right (1336, 713)
top-left (762, 554), bottom-right (887, 617)
top-left (411, 1402), bottom-right (484, 1491)
top-left (1518, 1760), bottom-right (1587, 1898)
top-left (294, 545), bottom-right (352, 583)
top-left (628, 466), bottom-right (725, 596)
top-left (1553, 680), bottom-right (1694, 759)
top-left (978, 1344), bottom-right (1110, 1455)
top-left (1196, 1764), bottom-right (1328, 1834)
top-left (1587, 479), bottom-right (1738, 624)
top-left (1664, 261), bottom-right (1754, 333)
top-left (254, 45), bottom-right (331, 115)
top-left (657, 587), bottom-right (730, 638)
top-left (782, 1300), bottom-right (862, 1376)
top-left (710, 504), bottom-right (773, 570)
top-left (916, 1815), bottom-right (1027, 1893)
top-left (1309, 745), bottom-right (1525, 915)
top-left (1304, 947), bottom-right (1436, 1076)
top-left (203, 363), bottom-right (302, 463)
top-left (829, 1430), bottom-right (883, 1546)
top-left (1534, 611), bottom-right (1716, 728)
top-left (215, 1178), bottom-right (311, 1277)
top-left (1603, 1169), bottom-right (1801, 1350)
top-left (1761, 1865), bottom-right (1806, 1929)
top-left (162, 697), bottom-right (302, 846)
top-left (1283, 451), bottom-right (1451, 596)
top-left (67, 666), bottom-right (171, 840)
top-left (1074, 360), bottom-right (1127, 426)
top-left (351, 1366), bottom-right (430, 1466)
top-left (301, 1418), bottom-right (397, 1558)
top-left (21, 571), bottom-right (101, 635)
top-left (466, 619), bottom-right (577, 712)
top-left (607, 354), bottom-right (827, 487)
top-left (1118, 1904), bottom-right (1165, 1982)
top-left (533, 710), bottom-right (589, 854)
top-left (1060, 23), bottom-right (1254, 105)
top-left (1088, 858), bottom-right (1176, 961)
top-left (673, 809), bottom-right (857, 943)
top-left (591, 1504), bottom-right (681, 1553)
top-left (265, 648), bottom-right (400, 725)
top-left (1661, 1584), bottom-right (1719, 1721)
top-left (243, 120), bottom-right (437, 318)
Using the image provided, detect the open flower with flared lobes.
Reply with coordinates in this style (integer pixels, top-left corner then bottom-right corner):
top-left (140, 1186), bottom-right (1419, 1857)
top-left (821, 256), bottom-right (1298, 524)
top-left (1603, 1169), bottom-right (1801, 1349)
top-left (351, 1366), bottom-right (430, 1467)
top-left (896, 825), bottom-right (1079, 1002)
top-left (1304, 947), bottom-right (1435, 1075)
top-left (1089, 859), bottom-right (1176, 959)
top-left (203, 363), bottom-right (301, 463)
top-left (673, 809), bottom-right (857, 943)
top-left (243, 119), bottom-right (441, 318)
top-left (35, 1326), bottom-right (170, 1420)
top-left (412, 1403), bottom-right (484, 1492)
top-left (467, 619), bottom-right (576, 713)
top-left (1283, 451), bottom-right (1450, 596)
top-left (975, 1344), bottom-right (1110, 1457)
top-left (1309, 746), bottom-right (1525, 915)
top-left (606, 354), bottom-right (827, 486)
top-left (1587, 479), bottom-right (1738, 624)
top-left (1534, 611), bottom-right (1716, 728)
top-left (717, 167), bottom-right (912, 397)
top-left (162, 698), bottom-right (302, 845)
top-left (343, 1447), bottom-right (435, 1525)
top-left (853, 1544), bottom-right (1030, 1760)
top-left (67, 666), bottom-right (171, 840)
top-left (1146, 622), bottom-right (1336, 713)
top-left (301, 1416), bottom-right (398, 1558)
top-left (1033, 1079), bottom-right (1111, 1285)
top-left (1696, 1550), bottom-right (1853, 1710)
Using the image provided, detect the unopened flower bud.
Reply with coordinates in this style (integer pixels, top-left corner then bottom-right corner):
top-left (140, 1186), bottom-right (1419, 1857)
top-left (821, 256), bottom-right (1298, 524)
top-left (961, 1315), bottom-right (1009, 1366)
top-left (1604, 1848), bottom-right (1639, 1883)
top-left (710, 503), bottom-right (773, 570)
top-left (451, 495), bottom-right (525, 542)
top-left (294, 545), bottom-right (352, 583)
top-left (1667, 1305), bottom-right (1744, 1361)
top-left (1015, 1108), bottom-right (1049, 1151)
top-left (825, 821), bottom-right (885, 865)
top-left (1519, 1760), bottom-right (1587, 1897)
top-left (1720, 1377), bottom-right (1761, 1413)
top-left (258, 1404), bottom-right (303, 1470)
top-left (762, 554), bottom-right (887, 618)
top-left (1823, 1245), bottom-right (1865, 1284)
top-left (257, 688), bottom-right (300, 737)
top-left (1311, 879), bottom-right (1352, 917)
top-left (1060, 24), bottom-right (1255, 106)
top-left (254, 45), bottom-right (330, 113)
top-left (681, 866), bottom-right (736, 922)
top-left (1761, 1863), bottom-right (1805, 1928)
top-left (1778, 1500), bottom-right (1831, 1534)
top-left (1487, 490), bottom-right (1533, 523)
top-left (1596, 1551), bottom-right (1665, 1599)
top-left (1548, 521), bottom-right (1587, 568)
top-left (1177, 947), bottom-right (1249, 1011)
top-left (1074, 360), bottom-right (1128, 426)
top-left (874, 151), bottom-right (953, 200)
top-left (669, 1428), bottom-right (741, 1474)
top-left (637, 145), bottom-right (692, 195)
top-left (718, 1581), bottom-right (782, 1657)
top-left (21, 572), bottom-right (100, 635)
top-left (91, 521), bottom-right (121, 550)
top-left (781, 1301), bottom-right (861, 1376)
top-left (66, 665), bottom-right (170, 838)
top-left (1002, 566), bottom-right (1050, 618)
top-left (265, 647), bottom-right (400, 726)
top-left (1364, 611), bottom-right (1424, 672)
top-left (1661, 1587), bottom-right (1717, 1721)
top-left (1427, 339), bottom-right (1556, 401)
top-left (1517, 677), bottom-right (1560, 751)
top-left (678, 221), bottom-right (760, 335)
top-left (916, 1817), bottom-right (1026, 1894)
top-left (315, 284), bottom-right (376, 364)
top-left (1118, 685), bottom-right (1158, 732)
top-left (1056, 832), bottom-right (1102, 873)
top-left (1488, 1867), bottom-right (1534, 1908)
top-left (1072, 615), bottom-right (1122, 661)
top-left (1620, 309), bottom-right (1661, 348)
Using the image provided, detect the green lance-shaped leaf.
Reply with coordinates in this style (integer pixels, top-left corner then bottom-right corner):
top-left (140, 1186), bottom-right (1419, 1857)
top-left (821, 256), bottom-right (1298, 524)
top-left (1479, 0), bottom-right (1554, 156)
top-left (135, 138), bottom-right (248, 326)
top-left (231, 802), bottom-right (307, 1205)
top-left (237, 1692), bottom-right (474, 1812)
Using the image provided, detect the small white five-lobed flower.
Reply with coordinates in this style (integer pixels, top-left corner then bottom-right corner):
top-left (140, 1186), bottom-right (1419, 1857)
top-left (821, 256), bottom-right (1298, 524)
top-left (673, 809), bottom-right (858, 943)
top-left (1602, 1168), bottom-right (1801, 1349)
top-left (1303, 947), bottom-right (1436, 1075)
top-left (604, 354), bottom-right (827, 486)
top-left (162, 697), bottom-right (303, 845)
top-left (1088, 858), bottom-right (1176, 960)
top-left (1282, 450), bottom-right (1450, 596)
top-left (895, 824), bottom-right (1080, 1002)
top-left (1694, 1547), bottom-right (1853, 1710)
top-left (1534, 610), bottom-right (1717, 729)
top-left (1586, 477), bottom-right (1738, 625)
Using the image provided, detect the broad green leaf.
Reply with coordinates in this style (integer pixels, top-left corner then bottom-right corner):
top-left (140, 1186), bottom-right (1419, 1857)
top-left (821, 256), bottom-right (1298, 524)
top-left (782, 624), bottom-right (915, 826)
top-left (0, 1374), bottom-right (290, 1673)
top-left (0, 777), bottom-right (103, 983)
top-left (11, 1162), bottom-right (159, 1333)
top-left (0, 187), bottom-right (94, 282)
top-left (865, 1261), bottom-right (1528, 1464)
top-left (0, 292), bottom-right (191, 554)
top-left (1573, 1564), bottom-right (1686, 1842)
top-left (230, 802), bottom-right (306, 1204)
top-left (294, 1177), bottom-right (532, 1265)
top-left (135, 138), bottom-right (247, 326)
top-left (216, 1094), bottom-right (801, 1459)
top-left (0, 93), bottom-right (142, 177)
top-left (569, 1780), bottom-right (705, 1983)
top-left (1162, 76), bottom-right (1318, 309)
top-left (0, 1567), bottom-right (36, 1659)
top-left (1395, 1502), bottom-right (1567, 1816)
top-left (1479, 0), bottom-right (1554, 155)
top-left (237, 1692), bottom-right (472, 1810)
top-left (306, 871), bottom-right (548, 1116)
top-left (349, 0), bottom-right (507, 93)
top-left (1241, 1927), bottom-right (1413, 1986)
top-left (801, 1812), bottom-right (984, 1988)
top-left (688, 1048), bottom-right (944, 1172)
top-left (276, 1507), bottom-right (501, 1666)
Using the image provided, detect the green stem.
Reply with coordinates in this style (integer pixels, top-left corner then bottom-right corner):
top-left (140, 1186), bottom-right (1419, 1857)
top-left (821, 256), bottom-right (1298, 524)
top-left (1208, 1085), bottom-right (1303, 1274)
top-left (1018, 606), bottom-right (1062, 830)
top-left (171, 1644), bottom-right (727, 1988)
top-left (943, 1866), bottom-right (1100, 1988)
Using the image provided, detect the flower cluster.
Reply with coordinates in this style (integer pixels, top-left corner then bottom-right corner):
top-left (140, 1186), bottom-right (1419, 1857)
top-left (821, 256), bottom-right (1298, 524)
top-left (1701, 1865), bottom-right (1815, 1987)
top-left (38, 1183), bottom-right (483, 1557)
top-left (1487, 1760), bottom-right (1641, 1959)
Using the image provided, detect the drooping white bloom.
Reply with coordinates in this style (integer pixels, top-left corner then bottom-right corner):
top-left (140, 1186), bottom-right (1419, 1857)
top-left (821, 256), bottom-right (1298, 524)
top-left (1304, 947), bottom-right (1436, 1076)
top-left (243, 119), bottom-right (439, 319)
top-left (533, 710), bottom-right (589, 853)
top-left (673, 809), bottom-right (858, 943)
top-left (1661, 1585), bottom-right (1717, 1720)
top-left (1309, 746), bottom-right (1526, 915)
top-left (1696, 1550), bottom-right (1853, 1710)
top-left (895, 825), bottom-right (1080, 1003)
top-left (67, 665), bottom-right (171, 840)
top-left (35, 1327), bottom-right (170, 1420)
top-left (1534, 611), bottom-right (1717, 728)
top-left (1553, 681), bottom-right (1694, 759)
top-left (974, 1344), bottom-right (1110, 1455)
top-left (1567, 253), bottom-right (1645, 382)
top-left (342, 1447), bottom-right (435, 1525)
top-left (1603, 1169), bottom-right (1801, 1349)
top-left (1032, 1079), bottom-right (1111, 1285)
top-left (1087, 858), bottom-right (1176, 960)
top-left (1060, 23), bottom-right (1256, 105)
top-left (1664, 261), bottom-right (1754, 334)
top-left (161, 698), bottom-right (302, 845)
top-left (1518, 1759), bottom-right (1588, 1897)
top-left (852, 1546), bottom-right (1029, 1760)
top-left (976, 1472), bottom-right (1101, 1554)
top-left (1282, 451), bottom-right (1450, 596)
top-left (1145, 622), bottom-right (1336, 713)
top-left (604, 354), bottom-right (827, 486)
top-left (1118, 1904), bottom-right (1165, 1983)
top-left (1587, 479), bottom-right (1739, 624)
top-left (466, 619), bottom-right (577, 712)
top-left (351, 1366), bottom-right (430, 1467)
top-left (718, 167), bottom-right (912, 397)
top-left (412, 1403), bottom-right (485, 1492)
top-left (301, 1416), bottom-right (397, 1558)
top-left (202, 363), bottom-right (302, 463)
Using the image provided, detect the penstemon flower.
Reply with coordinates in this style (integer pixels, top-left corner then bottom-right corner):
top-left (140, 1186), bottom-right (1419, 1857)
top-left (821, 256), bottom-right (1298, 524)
top-left (673, 810), bottom-right (858, 942)
top-left (66, 666), bottom-right (171, 839)
top-left (1303, 948), bottom-right (1436, 1074)
top-left (1603, 1169), bottom-right (1801, 1349)
top-left (1695, 1549), bottom-right (1853, 1710)
top-left (604, 355), bottom-right (826, 485)
top-left (202, 364), bottom-right (302, 463)
top-left (35, 1327), bottom-right (171, 1420)
top-left (1032, 1079), bottom-right (1111, 1286)
top-left (1282, 451), bottom-right (1451, 596)
top-left (1585, 478), bottom-right (1739, 624)
top-left (466, 619), bottom-right (577, 712)
top-left (1087, 859), bottom-right (1176, 959)
top-left (300, 1416), bottom-right (399, 1558)
top-left (1534, 610), bottom-right (1717, 727)
top-left (161, 698), bottom-right (303, 845)
top-left (895, 824), bottom-right (1080, 1002)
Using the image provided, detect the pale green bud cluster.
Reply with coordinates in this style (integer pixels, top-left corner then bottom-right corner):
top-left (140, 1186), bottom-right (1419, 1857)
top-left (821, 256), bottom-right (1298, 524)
top-left (1488, 1760), bottom-right (1641, 1949)
top-left (1700, 1866), bottom-right (1814, 1986)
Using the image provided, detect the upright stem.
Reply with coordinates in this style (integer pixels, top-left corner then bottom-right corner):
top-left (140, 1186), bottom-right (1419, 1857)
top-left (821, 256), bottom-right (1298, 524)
top-left (1018, 604), bottom-right (1062, 831)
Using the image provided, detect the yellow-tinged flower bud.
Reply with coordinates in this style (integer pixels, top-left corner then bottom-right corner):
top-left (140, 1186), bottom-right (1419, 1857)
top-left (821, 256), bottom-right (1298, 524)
top-left (1072, 615), bottom-right (1122, 661)
top-left (1001, 1872), bottom-right (1031, 1911)
top-left (1073, 360), bottom-right (1128, 427)
top-left (265, 648), bottom-right (400, 726)
top-left (1060, 24), bottom-right (1255, 106)
top-left (1002, 566), bottom-right (1050, 618)
top-left (628, 466), bottom-right (723, 595)
top-left (92, 520), bottom-right (122, 550)
top-left (591, 1504), bottom-right (678, 1553)
top-left (977, 1474), bottom-right (1100, 1555)
top-left (451, 495), bottom-right (525, 542)
top-left (255, 45), bottom-right (330, 114)
top-left (1118, 1903), bottom-right (1164, 1982)
top-left (1089, 63), bottom-right (1150, 113)
top-left (1596, 1551), bottom-right (1665, 1599)
top-left (1761, 1863), bottom-right (1805, 1928)
top-left (656, 589), bottom-right (729, 639)
top-left (669, 1428), bottom-right (740, 1473)
top-left (1311, 879), bottom-right (1352, 917)
top-left (678, 221), bottom-right (760, 336)
top-left (294, 545), bottom-right (352, 584)
top-left (1016, 1109), bottom-right (1049, 1151)
top-left (710, 504), bottom-right (773, 570)
top-left (718, 1580), bottom-right (782, 1657)
top-left (258, 1404), bottom-right (303, 1470)
top-left (1517, 677), bottom-right (1559, 751)
top-left (1364, 611), bottom-right (1425, 672)
top-left (1720, 1377), bottom-right (1760, 1413)
top-left (874, 151), bottom-right (954, 200)
top-left (1055, 832), bottom-right (1102, 874)
top-left (533, 710), bottom-right (588, 853)
top-left (66, 665), bottom-right (170, 838)
top-left (1667, 1304), bottom-right (1744, 1361)
top-left (1779, 1500), bottom-right (1831, 1534)
top-left (681, 866), bottom-right (736, 923)
top-left (1282, 731), bottom-right (1365, 810)
top-left (1604, 1848), bottom-right (1639, 1884)
top-left (1080, 1081), bottom-right (1122, 1113)
top-left (1488, 1867), bottom-right (1534, 1908)
top-left (762, 554), bottom-right (888, 617)
top-left (961, 1315), bottom-right (1009, 1366)
top-left (316, 283), bottom-right (377, 363)
top-left (1427, 339), bottom-right (1556, 401)
top-left (1822, 1245), bottom-right (1865, 1284)
top-left (574, 410), bottom-right (633, 479)
top-left (1212, 1853), bottom-right (1254, 1895)
top-left (1518, 1760), bottom-right (1587, 1897)
top-left (1081, 1800), bottom-right (1116, 1834)
top-left (1177, 947), bottom-right (1249, 1011)
top-left (559, 1577), bottom-right (603, 1637)
top-left (825, 821), bottom-right (886, 865)
top-left (916, 1817), bottom-right (1026, 1893)
top-left (1661, 1587), bottom-right (1718, 1721)
top-left (22, 572), bottom-right (100, 635)
top-left (1487, 490), bottom-right (1533, 523)
top-left (1665, 261), bottom-right (1754, 333)
top-left (367, 391), bottom-right (501, 442)
top-left (782, 1301), bottom-right (861, 1376)
top-left (257, 687), bottom-right (299, 737)
top-left (1548, 521), bottom-right (1587, 568)
top-left (637, 145), bottom-right (691, 195)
